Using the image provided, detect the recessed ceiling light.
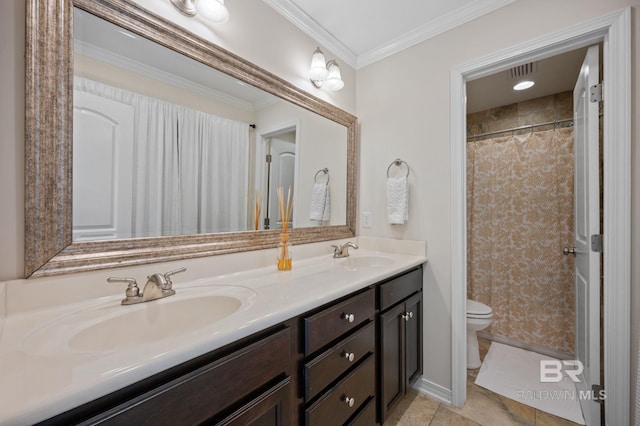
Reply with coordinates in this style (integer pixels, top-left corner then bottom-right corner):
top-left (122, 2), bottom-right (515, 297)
top-left (513, 80), bottom-right (535, 91)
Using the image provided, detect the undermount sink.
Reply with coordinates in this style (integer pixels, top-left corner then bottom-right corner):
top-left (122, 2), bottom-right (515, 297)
top-left (22, 285), bottom-right (256, 354)
top-left (339, 255), bottom-right (394, 271)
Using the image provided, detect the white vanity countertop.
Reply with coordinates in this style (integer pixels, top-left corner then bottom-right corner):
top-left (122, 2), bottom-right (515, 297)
top-left (0, 249), bottom-right (426, 425)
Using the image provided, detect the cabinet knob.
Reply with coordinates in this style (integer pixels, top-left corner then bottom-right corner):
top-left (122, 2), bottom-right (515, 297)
top-left (342, 313), bottom-right (355, 323)
top-left (342, 351), bottom-right (355, 362)
top-left (402, 311), bottom-right (413, 321)
top-left (343, 396), bottom-right (355, 407)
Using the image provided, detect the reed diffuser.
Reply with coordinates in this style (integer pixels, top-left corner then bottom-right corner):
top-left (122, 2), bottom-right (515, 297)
top-left (277, 186), bottom-right (293, 270)
top-left (253, 190), bottom-right (263, 231)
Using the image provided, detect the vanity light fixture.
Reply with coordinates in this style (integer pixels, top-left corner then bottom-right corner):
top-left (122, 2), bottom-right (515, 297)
top-left (170, 0), bottom-right (229, 23)
top-left (309, 47), bottom-right (344, 91)
top-left (513, 80), bottom-right (535, 91)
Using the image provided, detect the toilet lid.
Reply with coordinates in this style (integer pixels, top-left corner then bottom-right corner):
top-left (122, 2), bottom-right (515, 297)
top-left (467, 299), bottom-right (492, 316)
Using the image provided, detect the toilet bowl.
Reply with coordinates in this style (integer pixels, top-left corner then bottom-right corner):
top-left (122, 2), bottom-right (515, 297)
top-left (467, 299), bottom-right (493, 369)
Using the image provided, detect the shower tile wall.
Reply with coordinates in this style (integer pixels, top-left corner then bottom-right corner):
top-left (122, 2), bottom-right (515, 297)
top-left (466, 91), bottom-right (575, 355)
top-left (467, 91), bottom-right (572, 140)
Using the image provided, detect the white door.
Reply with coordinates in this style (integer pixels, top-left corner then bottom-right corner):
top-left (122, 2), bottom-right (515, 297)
top-left (264, 133), bottom-right (296, 229)
top-left (571, 45), bottom-right (601, 425)
top-left (73, 91), bottom-right (135, 240)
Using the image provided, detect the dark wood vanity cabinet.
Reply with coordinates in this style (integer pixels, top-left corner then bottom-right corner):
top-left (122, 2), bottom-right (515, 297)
top-left (377, 268), bottom-right (424, 422)
top-left (41, 265), bottom-right (424, 426)
top-left (301, 288), bottom-right (377, 426)
top-left (44, 326), bottom-right (292, 426)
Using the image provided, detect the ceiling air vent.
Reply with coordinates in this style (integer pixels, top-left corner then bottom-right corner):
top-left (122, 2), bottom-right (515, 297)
top-left (509, 62), bottom-right (539, 79)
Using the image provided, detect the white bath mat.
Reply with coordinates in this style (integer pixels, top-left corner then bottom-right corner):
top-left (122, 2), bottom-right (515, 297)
top-left (475, 342), bottom-right (585, 425)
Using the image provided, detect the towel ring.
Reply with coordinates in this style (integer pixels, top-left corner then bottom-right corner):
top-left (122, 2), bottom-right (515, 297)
top-left (387, 159), bottom-right (410, 178)
top-left (314, 168), bottom-right (330, 184)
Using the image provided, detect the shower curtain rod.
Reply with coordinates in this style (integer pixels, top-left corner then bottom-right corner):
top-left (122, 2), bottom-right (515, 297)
top-left (467, 118), bottom-right (574, 140)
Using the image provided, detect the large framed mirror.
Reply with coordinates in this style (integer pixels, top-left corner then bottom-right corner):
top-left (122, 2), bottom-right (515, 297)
top-left (25, 0), bottom-right (357, 278)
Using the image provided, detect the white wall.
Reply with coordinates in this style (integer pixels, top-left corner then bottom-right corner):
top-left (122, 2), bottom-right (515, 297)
top-left (356, 0), bottom-right (639, 412)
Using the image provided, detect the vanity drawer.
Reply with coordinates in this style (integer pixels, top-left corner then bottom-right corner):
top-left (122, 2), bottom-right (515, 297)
top-left (83, 328), bottom-right (290, 425)
top-left (378, 267), bottom-right (423, 311)
top-left (304, 355), bottom-right (375, 426)
top-left (304, 289), bottom-right (374, 355)
top-left (304, 321), bottom-right (375, 400)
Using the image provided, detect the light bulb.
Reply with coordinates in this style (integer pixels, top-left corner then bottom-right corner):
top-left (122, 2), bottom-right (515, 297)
top-left (513, 80), bottom-right (535, 91)
top-left (323, 60), bottom-right (344, 91)
top-left (309, 47), bottom-right (329, 82)
top-left (196, 0), bottom-right (229, 23)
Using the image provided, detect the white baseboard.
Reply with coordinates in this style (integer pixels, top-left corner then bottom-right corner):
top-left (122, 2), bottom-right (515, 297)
top-left (412, 377), bottom-right (452, 405)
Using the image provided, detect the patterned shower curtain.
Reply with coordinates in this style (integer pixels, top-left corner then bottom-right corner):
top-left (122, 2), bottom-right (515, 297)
top-left (467, 127), bottom-right (575, 354)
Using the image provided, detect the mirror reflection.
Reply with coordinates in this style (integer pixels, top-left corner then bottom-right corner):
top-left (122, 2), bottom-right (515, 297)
top-left (72, 9), bottom-right (347, 241)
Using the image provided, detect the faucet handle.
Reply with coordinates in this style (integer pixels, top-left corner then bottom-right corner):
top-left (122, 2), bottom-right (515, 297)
top-left (107, 277), bottom-right (141, 304)
top-left (163, 267), bottom-right (187, 288)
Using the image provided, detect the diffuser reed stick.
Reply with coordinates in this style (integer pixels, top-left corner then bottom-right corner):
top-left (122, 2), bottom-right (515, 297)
top-left (253, 190), bottom-right (263, 230)
top-left (277, 186), bottom-right (293, 270)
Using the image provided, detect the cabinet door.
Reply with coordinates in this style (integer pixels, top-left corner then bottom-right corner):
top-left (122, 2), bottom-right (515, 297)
top-left (404, 292), bottom-right (423, 385)
top-left (217, 378), bottom-right (290, 426)
top-left (379, 302), bottom-right (406, 421)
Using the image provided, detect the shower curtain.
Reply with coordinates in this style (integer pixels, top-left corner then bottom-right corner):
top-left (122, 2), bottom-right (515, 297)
top-left (75, 77), bottom-right (249, 237)
top-left (467, 127), bottom-right (575, 354)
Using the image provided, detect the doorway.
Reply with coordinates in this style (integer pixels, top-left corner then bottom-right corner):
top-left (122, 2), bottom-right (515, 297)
top-left (449, 9), bottom-right (631, 426)
top-left (256, 125), bottom-right (298, 230)
top-left (464, 45), bottom-right (600, 424)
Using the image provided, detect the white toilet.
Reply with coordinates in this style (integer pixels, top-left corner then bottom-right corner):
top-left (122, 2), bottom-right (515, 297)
top-left (466, 299), bottom-right (493, 369)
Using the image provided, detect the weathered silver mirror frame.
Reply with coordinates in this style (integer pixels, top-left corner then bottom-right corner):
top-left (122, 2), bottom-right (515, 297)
top-left (25, 0), bottom-right (357, 278)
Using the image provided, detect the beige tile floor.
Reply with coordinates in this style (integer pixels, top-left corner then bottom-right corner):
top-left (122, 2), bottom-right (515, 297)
top-left (384, 338), bottom-right (581, 426)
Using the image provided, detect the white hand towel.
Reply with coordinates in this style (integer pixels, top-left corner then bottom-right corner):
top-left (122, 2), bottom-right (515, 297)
top-left (310, 183), bottom-right (330, 222)
top-left (387, 177), bottom-right (408, 224)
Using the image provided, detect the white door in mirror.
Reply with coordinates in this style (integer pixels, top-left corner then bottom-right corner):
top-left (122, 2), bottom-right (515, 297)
top-left (73, 92), bottom-right (135, 241)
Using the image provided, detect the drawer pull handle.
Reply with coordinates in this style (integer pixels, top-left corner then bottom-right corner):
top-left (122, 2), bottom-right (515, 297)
top-left (402, 311), bottom-right (413, 321)
top-left (343, 396), bottom-right (355, 407)
top-left (342, 313), bottom-right (355, 323)
top-left (342, 351), bottom-right (355, 362)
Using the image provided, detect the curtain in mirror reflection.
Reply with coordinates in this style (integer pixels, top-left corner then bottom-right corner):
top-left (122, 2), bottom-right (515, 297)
top-left (73, 77), bottom-right (250, 241)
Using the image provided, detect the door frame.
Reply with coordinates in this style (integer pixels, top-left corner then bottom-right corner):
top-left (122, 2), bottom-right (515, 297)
top-left (255, 122), bottom-right (300, 229)
top-left (449, 8), bottom-right (631, 425)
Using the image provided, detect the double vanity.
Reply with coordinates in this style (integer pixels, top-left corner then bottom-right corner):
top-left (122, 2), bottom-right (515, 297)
top-left (0, 244), bottom-right (426, 425)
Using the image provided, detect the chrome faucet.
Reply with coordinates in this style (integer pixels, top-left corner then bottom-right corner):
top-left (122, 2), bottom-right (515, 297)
top-left (107, 267), bottom-right (187, 305)
top-left (332, 242), bottom-right (359, 258)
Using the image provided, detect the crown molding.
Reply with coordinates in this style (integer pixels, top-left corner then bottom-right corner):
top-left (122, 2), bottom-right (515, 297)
top-left (261, 0), bottom-right (358, 68)
top-left (357, 0), bottom-right (516, 68)
top-left (75, 40), bottom-right (260, 111)
top-left (263, 0), bottom-right (515, 70)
